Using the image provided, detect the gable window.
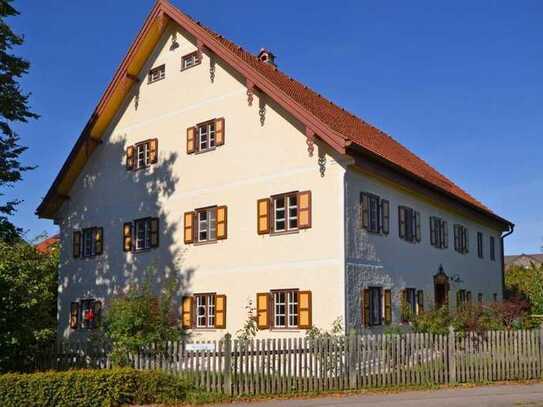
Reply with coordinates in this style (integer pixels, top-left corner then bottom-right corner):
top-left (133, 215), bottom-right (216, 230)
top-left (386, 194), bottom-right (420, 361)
top-left (195, 293), bottom-right (216, 328)
top-left (490, 236), bottom-right (496, 261)
top-left (430, 216), bottom-right (448, 249)
top-left (148, 64), bottom-right (165, 83)
top-left (272, 290), bottom-right (298, 328)
top-left (181, 51), bottom-right (200, 71)
top-left (273, 193), bottom-right (298, 233)
top-left (126, 139), bottom-right (158, 171)
top-left (197, 207), bottom-right (217, 242)
top-left (186, 118), bottom-right (225, 154)
top-left (124, 218), bottom-right (159, 252)
top-left (477, 232), bottom-right (484, 258)
top-left (398, 206), bottom-right (421, 243)
top-left (70, 299), bottom-right (102, 330)
top-left (454, 224), bottom-right (469, 254)
top-left (361, 192), bottom-right (390, 235)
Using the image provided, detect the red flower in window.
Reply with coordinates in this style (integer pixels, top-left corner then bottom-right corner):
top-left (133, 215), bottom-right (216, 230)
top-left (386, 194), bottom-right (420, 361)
top-left (84, 309), bottom-right (95, 321)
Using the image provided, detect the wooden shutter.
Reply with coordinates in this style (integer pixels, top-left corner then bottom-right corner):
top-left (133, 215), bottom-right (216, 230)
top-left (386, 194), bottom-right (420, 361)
top-left (214, 295), bottom-right (227, 329)
top-left (215, 117), bottom-right (225, 146)
top-left (398, 207), bottom-right (406, 239)
top-left (150, 218), bottom-right (159, 248)
top-left (384, 289), bottom-right (392, 325)
top-left (181, 296), bottom-right (193, 329)
top-left (463, 228), bottom-right (469, 253)
top-left (256, 293), bottom-right (270, 329)
top-left (186, 126), bottom-right (196, 154)
top-left (430, 217), bottom-right (436, 246)
top-left (453, 225), bottom-right (459, 251)
top-left (415, 211), bottom-right (421, 242)
top-left (93, 300), bottom-right (102, 328)
top-left (442, 221), bottom-right (448, 248)
top-left (123, 222), bottom-right (132, 252)
top-left (73, 231), bottom-right (81, 258)
top-left (381, 200), bottom-right (390, 235)
top-left (149, 138), bottom-right (158, 164)
top-left (126, 145), bottom-right (135, 170)
top-left (95, 227), bottom-right (103, 255)
top-left (361, 193), bottom-right (369, 229)
top-left (298, 291), bottom-right (312, 329)
top-left (298, 191), bottom-right (312, 229)
top-left (69, 302), bottom-right (79, 329)
top-left (257, 198), bottom-right (271, 235)
top-left (400, 289), bottom-right (407, 322)
top-left (216, 206), bottom-right (228, 240)
top-left (362, 288), bottom-right (370, 328)
top-left (416, 290), bottom-right (424, 314)
top-left (184, 212), bottom-right (195, 244)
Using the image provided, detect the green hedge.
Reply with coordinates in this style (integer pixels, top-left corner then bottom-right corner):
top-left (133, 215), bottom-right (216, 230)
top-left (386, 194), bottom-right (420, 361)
top-left (0, 368), bottom-right (190, 407)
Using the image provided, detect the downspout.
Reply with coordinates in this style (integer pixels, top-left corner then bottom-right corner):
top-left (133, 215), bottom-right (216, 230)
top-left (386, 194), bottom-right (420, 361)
top-left (501, 224), bottom-right (515, 299)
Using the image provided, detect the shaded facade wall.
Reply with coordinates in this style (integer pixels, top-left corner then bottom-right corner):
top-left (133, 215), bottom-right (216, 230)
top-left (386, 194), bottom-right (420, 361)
top-left (56, 23), bottom-right (346, 340)
top-left (344, 167), bottom-right (504, 332)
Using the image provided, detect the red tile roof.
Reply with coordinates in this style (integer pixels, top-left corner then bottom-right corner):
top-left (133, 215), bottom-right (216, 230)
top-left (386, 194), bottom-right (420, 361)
top-left (35, 234), bottom-right (60, 254)
top-left (202, 26), bottom-right (497, 217)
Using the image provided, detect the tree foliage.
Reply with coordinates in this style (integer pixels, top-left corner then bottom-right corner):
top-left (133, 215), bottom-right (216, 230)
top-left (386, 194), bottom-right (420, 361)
top-left (0, 238), bottom-right (58, 372)
top-left (506, 263), bottom-right (543, 314)
top-left (0, 0), bottom-right (39, 240)
top-left (103, 267), bottom-right (183, 367)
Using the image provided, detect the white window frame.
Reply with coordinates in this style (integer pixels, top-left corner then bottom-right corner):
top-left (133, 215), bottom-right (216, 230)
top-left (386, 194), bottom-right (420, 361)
top-left (369, 287), bottom-right (383, 326)
top-left (273, 290), bottom-right (299, 328)
top-left (148, 64), bottom-right (165, 83)
top-left (80, 299), bottom-right (97, 329)
top-left (182, 52), bottom-right (200, 71)
top-left (196, 207), bottom-right (217, 242)
top-left (195, 294), bottom-right (215, 328)
top-left (272, 193), bottom-right (298, 233)
top-left (197, 122), bottom-right (216, 152)
top-left (134, 218), bottom-right (151, 251)
top-left (82, 228), bottom-right (96, 258)
top-left (136, 142), bottom-right (150, 169)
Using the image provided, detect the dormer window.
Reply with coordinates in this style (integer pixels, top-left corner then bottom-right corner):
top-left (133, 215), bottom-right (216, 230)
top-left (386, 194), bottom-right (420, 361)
top-left (181, 51), bottom-right (200, 71)
top-left (148, 64), bottom-right (165, 84)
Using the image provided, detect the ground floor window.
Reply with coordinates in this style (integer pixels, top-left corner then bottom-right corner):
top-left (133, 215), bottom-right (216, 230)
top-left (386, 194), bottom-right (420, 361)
top-left (369, 287), bottom-right (382, 326)
top-left (70, 298), bottom-right (102, 330)
top-left (195, 293), bottom-right (215, 328)
top-left (273, 290), bottom-right (299, 328)
top-left (402, 288), bottom-right (417, 321)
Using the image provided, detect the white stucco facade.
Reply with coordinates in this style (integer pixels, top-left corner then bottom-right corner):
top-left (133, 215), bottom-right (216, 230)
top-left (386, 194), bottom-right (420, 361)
top-left (53, 21), bottom-right (508, 340)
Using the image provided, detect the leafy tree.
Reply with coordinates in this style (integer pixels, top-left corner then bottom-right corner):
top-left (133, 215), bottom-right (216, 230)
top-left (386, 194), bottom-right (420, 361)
top-left (506, 264), bottom-right (543, 314)
top-left (103, 267), bottom-right (183, 367)
top-left (0, 238), bottom-right (58, 372)
top-left (0, 0), bottom-right (39, 241)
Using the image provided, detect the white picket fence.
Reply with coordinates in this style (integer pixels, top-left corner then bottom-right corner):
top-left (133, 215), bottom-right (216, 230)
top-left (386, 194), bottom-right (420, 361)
top-left (42, 327), bottom-right (543, 396)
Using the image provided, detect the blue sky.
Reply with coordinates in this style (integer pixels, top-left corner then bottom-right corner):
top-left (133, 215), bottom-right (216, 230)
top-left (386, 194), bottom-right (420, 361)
top-left (8, 1), bottom-right (543, 253)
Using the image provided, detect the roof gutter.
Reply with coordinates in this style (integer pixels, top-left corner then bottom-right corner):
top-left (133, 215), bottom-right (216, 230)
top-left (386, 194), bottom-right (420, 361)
top-left (501, 223), bottom-right (515, 300)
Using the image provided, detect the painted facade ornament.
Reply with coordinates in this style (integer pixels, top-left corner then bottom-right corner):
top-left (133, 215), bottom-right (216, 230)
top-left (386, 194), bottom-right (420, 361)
top-left (318, 156), bottom-right (326, 177)
top-left (305, 129), bottom-right (315, 157)
top-left (259, 99), bottom-right (266, 126)
top-left (209, 57), bottom-right (216, 83)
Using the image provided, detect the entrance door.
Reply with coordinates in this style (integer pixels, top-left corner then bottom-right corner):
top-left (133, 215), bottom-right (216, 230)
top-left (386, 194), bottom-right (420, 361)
top-left (434, 270), bottom-right (449, 309)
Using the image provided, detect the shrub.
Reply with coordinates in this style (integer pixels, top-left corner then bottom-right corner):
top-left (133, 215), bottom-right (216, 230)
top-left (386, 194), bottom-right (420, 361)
top-left (0, 368), bottom-right (190, 407)
top-left (506, 264), bottom-right (543, 314)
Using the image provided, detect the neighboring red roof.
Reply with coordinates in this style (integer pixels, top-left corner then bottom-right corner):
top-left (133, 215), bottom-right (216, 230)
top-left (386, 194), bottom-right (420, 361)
top-left (35, 234), bottom-right (60, 254)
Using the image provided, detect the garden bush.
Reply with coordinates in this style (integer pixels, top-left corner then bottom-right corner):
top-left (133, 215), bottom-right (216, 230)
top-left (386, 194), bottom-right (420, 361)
top-left (0, 368), bottom-right (190, 407)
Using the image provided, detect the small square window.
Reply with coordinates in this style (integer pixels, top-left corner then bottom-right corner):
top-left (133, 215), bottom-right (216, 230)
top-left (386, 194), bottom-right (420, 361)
top-left (273, 193), bottom-right (298, 233)
top-left (197, 122), bottom-right (216, 152)
top-left (181, 52), bottom-right (200, 71)
top-left (148, 64), bottom-right (165, 84)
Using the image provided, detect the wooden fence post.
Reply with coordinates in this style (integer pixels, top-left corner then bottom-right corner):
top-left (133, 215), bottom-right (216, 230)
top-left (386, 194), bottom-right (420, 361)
top-left (539, 324), bottom-right (543, 379)
top-left (448, 326), bottom-right (456, 384)
top-left (348, 330), bottom-right (358, 389)
top-left (223, 333), bottom-right (232, 396)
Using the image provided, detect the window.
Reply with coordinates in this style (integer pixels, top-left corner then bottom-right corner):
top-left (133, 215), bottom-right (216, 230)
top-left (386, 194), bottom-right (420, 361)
top-left (477, 232), bottom-right (484, 259)
top-left (368, 287), bottom-right (383, 326)
top-left (402, 288), bottom-right (417, 320)
top-left (74, 227), bottom-right (103, 258)
top-left (76, 299), bottom-right (101, 330)
top-left (195, 294), bottom-right (216, 328)
top-left (361, 192), bottom-right (389, 235)
top-left (398, 206), bottom-right (421, 243)
top-left (181, 51), bottom-right (200, 71)
top-left (490, 236), bottom-right (496, 261)
top-left (198, 121), bottom-right (216, 152)
top-left (186, 118), bottom-right (225, 154)
top-left (273, 193), bottom-right (298, 232)
top-left (273, 290), bottom-right (299, 328)
top-left (430, 216), bottom-right (448, 249)
top-left (131, 218), bottom-right (159, 252)
top-left (126, 139), bottom-right (158, 171)
top-left (196, 207), bottom-right (217, 242)
top-left (456, 289), bottom-right (466, 309)
top-left (148, 64), bottom-right (165, 83)
top-left (454, 224), bottom-right (469, 254)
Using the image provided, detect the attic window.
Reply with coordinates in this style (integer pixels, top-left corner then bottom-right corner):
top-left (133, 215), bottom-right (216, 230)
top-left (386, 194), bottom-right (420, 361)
top-left (181, 51), bottom-right (200, 71)
top-left (148, 64), bottom-right (165, 84)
